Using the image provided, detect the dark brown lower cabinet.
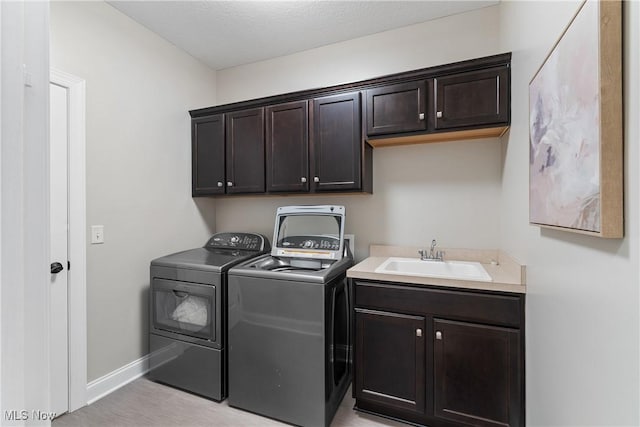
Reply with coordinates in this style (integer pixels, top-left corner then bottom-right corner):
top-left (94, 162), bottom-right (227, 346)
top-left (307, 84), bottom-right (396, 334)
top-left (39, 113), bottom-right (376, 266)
top-left (355, 309), bottom-right (426, 416)
top-left (434, 319), bottom-right (522, 427)
top-left (353, 280), bottom-right (525, 427)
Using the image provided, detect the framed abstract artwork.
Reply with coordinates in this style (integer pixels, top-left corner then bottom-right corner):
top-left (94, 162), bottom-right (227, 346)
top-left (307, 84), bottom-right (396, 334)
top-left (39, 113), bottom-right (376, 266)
top-left (529, 0), bottom-right (623, 238)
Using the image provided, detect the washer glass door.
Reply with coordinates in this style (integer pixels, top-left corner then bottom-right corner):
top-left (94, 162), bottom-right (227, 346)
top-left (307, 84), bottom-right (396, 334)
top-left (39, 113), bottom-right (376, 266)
top-left (152, 278), bottom-right (216, 342)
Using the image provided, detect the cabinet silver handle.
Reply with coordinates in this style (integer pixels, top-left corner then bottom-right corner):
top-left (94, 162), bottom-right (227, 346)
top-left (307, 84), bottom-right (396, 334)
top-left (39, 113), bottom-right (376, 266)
top-left (314, 177), bottom-right (320, 183)
top-left (301, 177), bottom-right (307, 183)
top-left (436, 111), bottom-right (443, 119)
top-left (227, 181), bottom-right (233, 187)
top-left (419, 113), bottom-right (425, 120)
top-left (435, 331), bottom-right (442, 340)
top-left (217, 181), bottom-right (223, 187)
top-left (416, 329), bottom-right (422, 337)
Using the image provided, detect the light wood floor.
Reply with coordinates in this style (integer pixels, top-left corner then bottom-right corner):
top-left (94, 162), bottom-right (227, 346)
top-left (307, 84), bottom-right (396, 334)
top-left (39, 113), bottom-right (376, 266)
top-left (53, 377), bottom-right (405, 427)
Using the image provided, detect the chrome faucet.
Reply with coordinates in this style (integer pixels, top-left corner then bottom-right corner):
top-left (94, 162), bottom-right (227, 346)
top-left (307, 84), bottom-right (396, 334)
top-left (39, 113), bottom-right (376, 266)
top-left (419, 239), bottom-right (444, 261)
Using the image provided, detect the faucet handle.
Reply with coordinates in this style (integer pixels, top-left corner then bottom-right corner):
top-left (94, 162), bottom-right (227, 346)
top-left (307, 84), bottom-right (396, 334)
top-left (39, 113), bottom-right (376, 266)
top-left (437, 250), bottom-right (446, 261)
top-left (418, 249), bottom-right (427, 260)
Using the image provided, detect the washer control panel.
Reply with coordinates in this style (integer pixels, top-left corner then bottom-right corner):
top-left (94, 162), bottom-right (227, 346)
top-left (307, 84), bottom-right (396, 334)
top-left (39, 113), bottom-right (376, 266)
top-left (205, 232), bottom-right (270, 251)
top-left (279, 235), bottom-right (340, 251)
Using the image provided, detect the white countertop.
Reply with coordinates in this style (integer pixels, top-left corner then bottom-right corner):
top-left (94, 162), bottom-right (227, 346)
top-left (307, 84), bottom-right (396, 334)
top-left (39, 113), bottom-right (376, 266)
top-left (347, 245), bottom-right (526, 294)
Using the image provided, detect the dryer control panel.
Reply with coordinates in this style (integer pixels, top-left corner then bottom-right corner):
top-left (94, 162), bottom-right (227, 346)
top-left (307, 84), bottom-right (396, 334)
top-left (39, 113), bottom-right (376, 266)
top-left (205, 232), bottom-right (270, 252)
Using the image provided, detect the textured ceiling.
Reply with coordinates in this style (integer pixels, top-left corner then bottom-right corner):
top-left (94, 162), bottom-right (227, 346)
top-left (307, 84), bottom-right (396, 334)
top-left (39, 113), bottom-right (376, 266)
top-left (107, 1), bottom-right (499, 71)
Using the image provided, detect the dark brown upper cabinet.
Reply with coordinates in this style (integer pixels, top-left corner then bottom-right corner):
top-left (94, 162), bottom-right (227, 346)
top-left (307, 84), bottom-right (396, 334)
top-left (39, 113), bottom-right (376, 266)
top-left (310, 92), bottom-right (362, 192)
top-left (433, 66), bottom-right (509, 130)
top-left (365, 81), bottom-right (427, 136)
top-left (189, 53), bottom-right (511, 196)
top-left (265, 101), bottom-right (309, 193)
top-left (225, 108), bottom-right (265, 194)
top-left (192, 114), bottom-right (225, 196)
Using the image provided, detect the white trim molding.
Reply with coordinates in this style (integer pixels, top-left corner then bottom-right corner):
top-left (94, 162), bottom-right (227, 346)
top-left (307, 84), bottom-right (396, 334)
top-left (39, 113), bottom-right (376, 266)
top-left (50, 68), bottom-right (87, 413)
top-left (86, 355), bottom-right (150, 405)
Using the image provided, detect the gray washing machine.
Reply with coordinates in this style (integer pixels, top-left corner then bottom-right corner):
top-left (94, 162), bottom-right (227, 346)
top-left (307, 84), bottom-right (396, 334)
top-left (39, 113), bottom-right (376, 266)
top-left (148, 232), bottom-right (269, 401)
top-left (227, 206), bottom-right (353, 427)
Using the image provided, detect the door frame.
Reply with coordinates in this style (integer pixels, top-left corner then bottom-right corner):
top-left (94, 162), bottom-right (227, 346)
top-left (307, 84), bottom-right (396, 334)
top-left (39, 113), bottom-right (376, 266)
top-left (50, 68), bottom-right (87, 412)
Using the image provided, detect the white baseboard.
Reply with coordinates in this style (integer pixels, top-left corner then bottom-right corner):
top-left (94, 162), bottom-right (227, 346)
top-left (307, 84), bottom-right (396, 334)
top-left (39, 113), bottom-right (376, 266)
top-left (86, 354), bottom-right (150, 405)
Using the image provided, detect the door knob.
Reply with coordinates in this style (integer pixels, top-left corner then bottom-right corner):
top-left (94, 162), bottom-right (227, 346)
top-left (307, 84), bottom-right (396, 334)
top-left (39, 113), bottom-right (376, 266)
top-left (51, 262), bottom-right (64, 274)
top-left (301, 177), bottom-right (307, 183)
top-left (416, 328), bottom-right (423, 337)
top-left (314, 177), bottom-right (320, 183)
top-left (217, 181), bottom-right (223, 187)
top-left (435, 331), bottom-right (443, 340)
top-left (227, 181), bottom-right (233, 187)
top-left (436, 111), bottom-right (443, 119)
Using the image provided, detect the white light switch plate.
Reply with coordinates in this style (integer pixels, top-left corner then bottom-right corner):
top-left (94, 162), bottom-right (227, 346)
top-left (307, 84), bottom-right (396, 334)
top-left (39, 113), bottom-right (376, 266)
top-left (91, 225), bottom-right (104, 244)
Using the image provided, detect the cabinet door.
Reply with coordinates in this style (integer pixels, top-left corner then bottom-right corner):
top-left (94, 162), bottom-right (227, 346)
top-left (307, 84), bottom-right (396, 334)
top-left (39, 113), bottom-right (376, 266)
top-left (192, 115), bottom-right (225, 196)
top-left (265, 101), bottom-right (309, 193)
top-left (433, 66), bottom-right (509, 130)
top-left (366, 81), bottom-right (427, 136)
top-left (225, 108), bottom-right (265, 194)
top-left (310, 92), bottom-right (362, 192)
top-left (354, 308), bottom-right (426, 415)
top-left (433, 319), bottom-right (522, 427)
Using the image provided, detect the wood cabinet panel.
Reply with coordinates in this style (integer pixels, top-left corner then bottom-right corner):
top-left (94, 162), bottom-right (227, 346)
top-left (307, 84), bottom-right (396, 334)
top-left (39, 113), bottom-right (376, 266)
top-left (192, 115), bottom-right (225, 196)
top-left (354, 281), bottom-right (522, 328)
top-left (354, 308), bottom-right (426, 415)
top-left (265, 101), bottom-right (309, 193)
top-left (366, 81), bottom-right (427, 136)
top-left (190, 53), bottom-right (511, 196)
top-left (311, 92), bottom-right (362, 192)
top-left (225, 108), bottom-right (265, 194)
top-left (433, 319), bottom-right (522, 427)
top-left (434, 66), bottom-right (509, 130)
top-left (353, 279), bottom-right (525, 427)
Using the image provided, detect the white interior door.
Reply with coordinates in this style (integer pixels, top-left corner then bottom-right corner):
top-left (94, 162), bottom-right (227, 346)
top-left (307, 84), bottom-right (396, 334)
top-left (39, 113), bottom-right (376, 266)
top-left (50, 82), bottom-right (69, 416)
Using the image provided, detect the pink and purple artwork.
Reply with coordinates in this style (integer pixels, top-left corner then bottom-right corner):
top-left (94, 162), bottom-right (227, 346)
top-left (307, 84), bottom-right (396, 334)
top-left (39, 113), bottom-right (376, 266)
top-left (529, 0), bottom-right (601, 232)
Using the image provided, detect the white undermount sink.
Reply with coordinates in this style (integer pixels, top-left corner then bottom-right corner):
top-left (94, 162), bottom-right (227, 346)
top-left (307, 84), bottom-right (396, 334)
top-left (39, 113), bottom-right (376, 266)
top-left (374, 257), bottom-right (492, 282)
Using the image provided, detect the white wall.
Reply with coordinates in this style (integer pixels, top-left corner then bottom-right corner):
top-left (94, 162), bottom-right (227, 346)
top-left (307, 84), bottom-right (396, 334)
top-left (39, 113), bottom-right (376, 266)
top-left (215, 6), bottom-right (503, 261)
top-left (498, 1), bottom-right (639, 425)
top-left (50, 1), bottom-right (217, 382)
top-left (217, 6), bottom-right (499, 104)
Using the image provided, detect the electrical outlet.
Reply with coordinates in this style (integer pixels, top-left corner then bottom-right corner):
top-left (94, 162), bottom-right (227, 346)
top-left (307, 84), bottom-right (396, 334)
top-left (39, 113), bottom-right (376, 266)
top-left (91, 225), bottom-right (104, 244)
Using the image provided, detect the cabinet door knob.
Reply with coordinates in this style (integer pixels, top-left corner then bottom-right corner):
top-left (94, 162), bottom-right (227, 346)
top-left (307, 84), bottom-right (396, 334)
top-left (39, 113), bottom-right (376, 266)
top-left (227, 181), bottom-right (233, 187)
top-left (419, 113), bottom-right (425, 120)
top-left (301, 177), bottom-right (307, 183)
top-left (435, 331), bottom-right (443, 340)
top-left (436, 111), bottom-right (443, 119)
top-left (314, 177), bottom-right (320, 183)
top-left (416, 328), bottom-right (423, 337)
top-left (217, 181), bottom-right (223, 187)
